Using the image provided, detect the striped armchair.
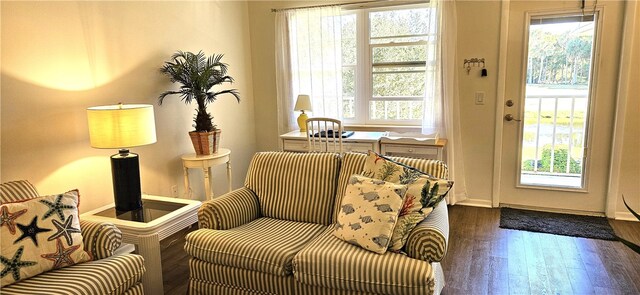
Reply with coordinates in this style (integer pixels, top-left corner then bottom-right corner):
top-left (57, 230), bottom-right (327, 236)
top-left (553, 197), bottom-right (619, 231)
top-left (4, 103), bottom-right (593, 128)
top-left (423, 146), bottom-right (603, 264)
top-left (185, 152), bottom-right (449, 295)
top-left (0, 180), bottom-right (146, 295)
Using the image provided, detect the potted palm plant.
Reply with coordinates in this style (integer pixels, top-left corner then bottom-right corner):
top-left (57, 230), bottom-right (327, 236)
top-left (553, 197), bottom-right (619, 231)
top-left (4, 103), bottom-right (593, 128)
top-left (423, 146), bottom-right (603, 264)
top-left (159, 51), bottom-right (240, 155)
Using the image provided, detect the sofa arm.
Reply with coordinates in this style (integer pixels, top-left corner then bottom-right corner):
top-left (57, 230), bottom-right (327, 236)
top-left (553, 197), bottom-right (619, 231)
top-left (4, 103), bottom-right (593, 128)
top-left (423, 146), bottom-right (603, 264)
top-left (80, 219), bottom-right (123, 260)
top-left (405, 201), bottom-right (449, 262)
top-left (198, 187), bottom-right (260, 230)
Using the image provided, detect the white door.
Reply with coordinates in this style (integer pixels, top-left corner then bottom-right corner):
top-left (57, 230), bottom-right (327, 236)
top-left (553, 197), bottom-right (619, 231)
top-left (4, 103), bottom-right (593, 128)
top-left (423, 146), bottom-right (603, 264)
top-left (499, 1), bottom-right (624, 214)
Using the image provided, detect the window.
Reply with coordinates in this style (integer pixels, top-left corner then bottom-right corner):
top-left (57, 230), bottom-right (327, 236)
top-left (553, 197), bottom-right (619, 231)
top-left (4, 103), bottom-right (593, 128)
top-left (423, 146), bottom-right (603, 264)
top-left (519, 13), bottom-right (597, 189)
top-left (341, 5), bottom-right (433, 125)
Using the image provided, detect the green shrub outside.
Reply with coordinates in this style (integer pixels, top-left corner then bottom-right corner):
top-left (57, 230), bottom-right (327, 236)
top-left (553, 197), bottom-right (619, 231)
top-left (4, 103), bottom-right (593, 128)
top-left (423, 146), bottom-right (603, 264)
top-left (522, 145), bottom-right (582, 174)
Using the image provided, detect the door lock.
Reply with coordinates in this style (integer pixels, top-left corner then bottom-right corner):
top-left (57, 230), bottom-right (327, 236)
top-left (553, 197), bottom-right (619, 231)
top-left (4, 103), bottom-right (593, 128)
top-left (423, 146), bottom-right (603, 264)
top-left (504, 114), bottom-right (522, 122)
top-left (505, 100), bottom-right (514, 107)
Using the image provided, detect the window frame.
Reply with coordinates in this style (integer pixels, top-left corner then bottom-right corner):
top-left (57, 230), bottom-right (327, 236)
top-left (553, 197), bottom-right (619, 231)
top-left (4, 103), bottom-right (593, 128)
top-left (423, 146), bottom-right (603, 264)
top-left (342, 4), bottom-right (429, 126)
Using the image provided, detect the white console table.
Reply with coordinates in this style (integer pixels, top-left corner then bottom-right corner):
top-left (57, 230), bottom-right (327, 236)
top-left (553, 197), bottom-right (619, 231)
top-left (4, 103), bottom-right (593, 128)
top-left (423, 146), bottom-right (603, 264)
top-left (280, 130), bottom-right (384, 153)
top-left (279, 130), bottom-right (447, 161)
top-left (380, 137), bottom-right (447, 161)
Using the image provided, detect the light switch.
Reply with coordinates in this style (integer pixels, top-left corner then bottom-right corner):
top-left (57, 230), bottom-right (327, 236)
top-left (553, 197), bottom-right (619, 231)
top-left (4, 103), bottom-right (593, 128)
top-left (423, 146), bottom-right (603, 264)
top-left (475, 91), bottom-right (485, 105)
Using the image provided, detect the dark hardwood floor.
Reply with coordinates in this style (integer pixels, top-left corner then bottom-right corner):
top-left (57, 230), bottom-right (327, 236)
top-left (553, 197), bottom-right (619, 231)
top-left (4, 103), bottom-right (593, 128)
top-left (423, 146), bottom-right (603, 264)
top-left (441, 205), bottom-right (640, 295)
top-left (161, 224), bottom-right (197, 295)
top-left (160, 206), bottom-right (640, 295)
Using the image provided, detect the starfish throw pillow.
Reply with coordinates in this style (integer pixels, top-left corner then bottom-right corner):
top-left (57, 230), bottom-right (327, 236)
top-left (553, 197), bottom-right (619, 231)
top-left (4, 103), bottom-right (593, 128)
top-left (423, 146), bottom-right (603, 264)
top-left (0, 190), bottom-right (91, 287)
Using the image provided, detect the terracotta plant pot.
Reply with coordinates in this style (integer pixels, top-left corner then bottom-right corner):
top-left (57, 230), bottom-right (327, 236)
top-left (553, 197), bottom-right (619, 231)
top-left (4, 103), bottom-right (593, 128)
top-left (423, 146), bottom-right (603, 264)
top-left (189, 130), bottom-right (221, 155)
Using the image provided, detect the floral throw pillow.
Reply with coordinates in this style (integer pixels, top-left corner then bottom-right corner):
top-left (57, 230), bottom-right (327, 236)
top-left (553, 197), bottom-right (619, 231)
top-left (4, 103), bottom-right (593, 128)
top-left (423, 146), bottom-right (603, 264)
top-left (0, 190), bottom-right (91, 287)
top-left (334, 175), bottom-right (407, 254)
top-left (388, 175), bottom-right (452, 251)
top-left (361, 151), bottom-right (453, 252)
top-left (361, 151), bottom-right (406, 183)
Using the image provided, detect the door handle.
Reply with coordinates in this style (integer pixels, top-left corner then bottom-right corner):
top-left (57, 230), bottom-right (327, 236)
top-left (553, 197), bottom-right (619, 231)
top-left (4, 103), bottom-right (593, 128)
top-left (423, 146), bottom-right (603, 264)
top-left (504, 114), bottom-right (522, 122)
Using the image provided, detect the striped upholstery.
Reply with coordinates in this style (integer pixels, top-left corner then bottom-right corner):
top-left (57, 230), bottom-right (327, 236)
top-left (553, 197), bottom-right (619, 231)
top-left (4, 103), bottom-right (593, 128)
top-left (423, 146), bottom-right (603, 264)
top-left (332, 152), bottom-right (367, 223)
top-left (122, 283), bottom-right (143, 295)
top-left (79, 219), bottom-right (123, 260)
top-left (0, 180), bottom-right (39, 203)
top-left (187, 259), bottom-right (415, 295)
top-left (294, 264), bottom-right (445, 295)
top-left (0, 254), bottom-right (145, 294)
top-left (293, 226), bottom-right (436, 295)
top-left (189, 258), bottom-right (294, 295)
top-left (293, 282), bottom-right (379, 295)
top-left (432, 262), bottom-right (446, 295)
top-left (387, 155), bottom-right (449, 179)
top-left (294, 265), bottom-right (443, 295)
top-left (189, 280), bottom-right (273, 295)
top-left (244, 152), bottom-right (340, 225)
top-left (185, 217), bottom-right (326, 276)
top-left (405, 201), bottom-right (449, 262)
top-left (198, 187), bottom-right (260, 230)
top-left (186, 152), bottom-right (450, 295)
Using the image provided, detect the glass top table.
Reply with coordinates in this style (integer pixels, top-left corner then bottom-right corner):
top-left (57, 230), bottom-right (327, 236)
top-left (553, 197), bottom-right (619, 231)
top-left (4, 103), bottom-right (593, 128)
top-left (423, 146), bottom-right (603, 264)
top-left (93, 198), bottom-right (188, 222)
top-left (80, 195), bottom-right (201, 295)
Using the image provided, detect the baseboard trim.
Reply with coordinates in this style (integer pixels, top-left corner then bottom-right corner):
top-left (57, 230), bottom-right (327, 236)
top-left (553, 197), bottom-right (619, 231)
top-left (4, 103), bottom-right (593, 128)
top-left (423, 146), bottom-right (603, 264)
top-left (456, 198), bottom-right (493, 208)
top-left (615, 212), bottom-right (639, 222)
top-left (454, 200), bottom-right (638, 222)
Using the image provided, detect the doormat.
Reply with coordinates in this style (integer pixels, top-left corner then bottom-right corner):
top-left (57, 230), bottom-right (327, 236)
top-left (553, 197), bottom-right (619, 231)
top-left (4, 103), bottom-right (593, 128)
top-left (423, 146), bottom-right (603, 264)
top-left (499, 207), bottom-right (617, 240)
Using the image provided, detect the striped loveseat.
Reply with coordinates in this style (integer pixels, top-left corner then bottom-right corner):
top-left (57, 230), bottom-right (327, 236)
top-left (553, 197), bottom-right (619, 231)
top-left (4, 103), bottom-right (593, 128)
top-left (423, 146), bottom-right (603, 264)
top-left (0, 180), bottom-right (146, 294)
top-left (185, 152), bottom-right (449, 295)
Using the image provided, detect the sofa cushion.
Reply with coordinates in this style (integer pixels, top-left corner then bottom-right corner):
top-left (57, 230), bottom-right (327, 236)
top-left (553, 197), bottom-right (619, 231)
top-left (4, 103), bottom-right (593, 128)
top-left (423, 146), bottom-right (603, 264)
top-left (386, 155), bottom-right (449, 180)
top-left (244, 152), bottom-right (340, 225)
top-left (334, 175), bottom-right (407, 254)
top-left (0, 254), bottom-right (145, 295)
top-left (189, 257), bottom-right (295, 295)
top-left (1, 180), bottom-right (39, 204)
top-left (293, 226), bottom-right (436, 295)
top-left (1, 190), bottom-right (91, 287)
top-left (333, 153), bottom-right (368, 222)
top-left (185, 217), bottom-right (326, 276)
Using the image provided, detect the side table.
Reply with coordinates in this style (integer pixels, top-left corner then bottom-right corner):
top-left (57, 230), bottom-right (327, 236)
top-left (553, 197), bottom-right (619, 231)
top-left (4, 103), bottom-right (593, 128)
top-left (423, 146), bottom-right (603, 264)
top-left (181, 148), bottom-right (232, 200)
top-left (81, 195), bottom-right (201, 295)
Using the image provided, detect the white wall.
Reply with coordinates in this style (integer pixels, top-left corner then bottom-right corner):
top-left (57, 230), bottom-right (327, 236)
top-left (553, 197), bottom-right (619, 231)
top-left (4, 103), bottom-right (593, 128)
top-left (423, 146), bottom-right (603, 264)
top-left (1, 1), bottom-right (257, 212)
top-left (456, 1), bottom-right (502, 202)
top-left (617, 1), bottom-right (640, 215)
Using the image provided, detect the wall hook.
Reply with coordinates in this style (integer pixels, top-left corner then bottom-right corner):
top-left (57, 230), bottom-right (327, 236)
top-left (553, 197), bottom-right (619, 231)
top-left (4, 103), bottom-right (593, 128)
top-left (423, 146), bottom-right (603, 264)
top-left (463, 58), bottom-right (486, 76)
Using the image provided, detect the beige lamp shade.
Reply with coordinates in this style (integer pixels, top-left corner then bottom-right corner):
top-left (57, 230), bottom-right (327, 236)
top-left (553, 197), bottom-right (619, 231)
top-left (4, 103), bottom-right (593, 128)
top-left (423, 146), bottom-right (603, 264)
top-left (294, 94), bottom-right (312, 112)
top-left (87, 104), bottom-right (157, 149)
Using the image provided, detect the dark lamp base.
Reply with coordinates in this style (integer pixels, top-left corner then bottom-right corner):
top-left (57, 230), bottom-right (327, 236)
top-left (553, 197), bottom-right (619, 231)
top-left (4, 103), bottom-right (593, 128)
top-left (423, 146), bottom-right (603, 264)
top-left (111, 151), bottom-right (142, 212)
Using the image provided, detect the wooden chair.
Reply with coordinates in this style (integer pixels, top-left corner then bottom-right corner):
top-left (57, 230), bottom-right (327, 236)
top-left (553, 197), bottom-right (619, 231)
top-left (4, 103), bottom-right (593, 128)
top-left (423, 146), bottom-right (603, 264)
top-left (305, 117), bottom-right (343, 153)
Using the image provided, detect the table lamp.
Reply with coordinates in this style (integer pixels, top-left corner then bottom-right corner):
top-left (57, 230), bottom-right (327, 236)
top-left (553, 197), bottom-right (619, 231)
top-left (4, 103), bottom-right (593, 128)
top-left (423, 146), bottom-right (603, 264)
top-left (87, 103), bottom-right (157, 212)
top-left (294, 94), bottom-right (312, 132)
